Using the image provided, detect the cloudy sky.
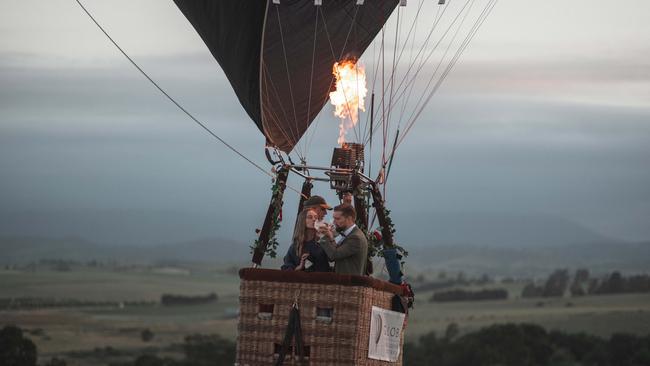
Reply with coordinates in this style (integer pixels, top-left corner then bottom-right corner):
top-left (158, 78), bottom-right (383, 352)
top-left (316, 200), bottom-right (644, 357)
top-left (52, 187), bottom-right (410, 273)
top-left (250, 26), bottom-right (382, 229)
top-left (1, 0), bottom-right (649, 246)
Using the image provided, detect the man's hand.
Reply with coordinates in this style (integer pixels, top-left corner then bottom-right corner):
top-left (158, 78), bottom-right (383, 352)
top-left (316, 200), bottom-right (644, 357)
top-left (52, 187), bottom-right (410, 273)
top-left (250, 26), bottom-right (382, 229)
top-left (318, 224), bottom-right (335, 241)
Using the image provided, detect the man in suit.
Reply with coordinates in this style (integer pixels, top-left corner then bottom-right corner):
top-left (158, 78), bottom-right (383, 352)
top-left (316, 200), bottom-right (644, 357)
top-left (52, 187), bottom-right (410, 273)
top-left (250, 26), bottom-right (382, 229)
top-left (317, 204), bottom-right (368, 275)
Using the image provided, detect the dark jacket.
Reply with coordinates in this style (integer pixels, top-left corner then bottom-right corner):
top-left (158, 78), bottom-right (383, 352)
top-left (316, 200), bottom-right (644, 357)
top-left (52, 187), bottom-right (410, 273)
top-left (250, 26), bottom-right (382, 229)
top-left (319, 226), bottom-right (368, 275)
top-left (281, 239), bottom-right (332, 272)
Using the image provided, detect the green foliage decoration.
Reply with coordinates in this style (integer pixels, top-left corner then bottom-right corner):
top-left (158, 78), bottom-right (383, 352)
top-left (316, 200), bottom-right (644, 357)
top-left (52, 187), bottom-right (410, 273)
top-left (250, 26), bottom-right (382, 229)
top-left (352, 183), bottom-right (370, 232)
top-left (250, 172), bottom-right (284, 258)
top-left (0, 325), bottom-right (38, 366)
top-left (366, 207), bottom-right (408, 267)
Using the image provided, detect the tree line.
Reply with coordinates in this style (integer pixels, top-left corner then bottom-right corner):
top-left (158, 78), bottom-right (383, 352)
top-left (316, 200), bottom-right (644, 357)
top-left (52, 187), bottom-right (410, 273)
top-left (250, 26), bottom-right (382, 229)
top-left (0, 292), bottom-right (219, 310)
top-left (431, 288), bottom-right (508, 302)
top-left (160, 293), bottom-right (217, 306)
top-left (0, 325), bottom-right (235, 366)
top-left (0, 298), bottom-right (155, 310)
top-left (522, 269), bottom-right (650, 298)
top-left (422, 269), bottom-right (650, 303)
top-left (4, 323), bottom-right (649, 366)
top-left (404, 323), bottom-right (650, 366)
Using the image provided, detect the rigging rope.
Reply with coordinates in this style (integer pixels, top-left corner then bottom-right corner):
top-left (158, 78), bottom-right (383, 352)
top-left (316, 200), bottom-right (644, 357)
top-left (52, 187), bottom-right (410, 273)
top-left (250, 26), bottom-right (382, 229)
top-left (274, 5), bottom-right (305, 160)
top-left (384, 6), bottom-right (402, 169)
top-left (73, 0), bottom-right (306, 196)
top-left (398, 0), bottom-right (478, 137)
top-left (359, 0), bottom-right (497, 188)
top-left (397, 0), bottom-right (499, 148)
top-left (364, 0), bottom-right (453, 146)
top-left (261, 58), bottom-right (307, 159)
top-left (381, 0), bottom-right (499, 182)
top-left (396, 1), bottom-right (438, 131)
top-left (384, 0), bottom-right (478, 185)
top-left (301, 9), bottom-right (320, 159)
top-left (366, 0), bottom-right (485, 148)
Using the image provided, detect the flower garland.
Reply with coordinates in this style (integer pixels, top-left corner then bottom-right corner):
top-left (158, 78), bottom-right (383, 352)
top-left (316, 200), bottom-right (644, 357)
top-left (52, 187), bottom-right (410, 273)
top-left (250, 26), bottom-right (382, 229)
top-left (352, 184), bottom-right (370, 232)
top-left (366, 208), bottom-right (409, 266)
top-left (250, 172), bottom-right (284, 258)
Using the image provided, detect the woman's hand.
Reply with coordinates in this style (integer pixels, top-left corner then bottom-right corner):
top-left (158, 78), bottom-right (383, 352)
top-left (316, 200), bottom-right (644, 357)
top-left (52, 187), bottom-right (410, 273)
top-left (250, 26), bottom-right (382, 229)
top-left (295, 253), bottom-right (310, 271)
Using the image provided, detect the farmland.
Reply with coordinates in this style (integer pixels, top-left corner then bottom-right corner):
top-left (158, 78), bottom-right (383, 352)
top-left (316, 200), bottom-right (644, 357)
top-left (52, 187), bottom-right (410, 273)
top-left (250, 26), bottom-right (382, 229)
top-left (2, 264), bottom-right (649, 365)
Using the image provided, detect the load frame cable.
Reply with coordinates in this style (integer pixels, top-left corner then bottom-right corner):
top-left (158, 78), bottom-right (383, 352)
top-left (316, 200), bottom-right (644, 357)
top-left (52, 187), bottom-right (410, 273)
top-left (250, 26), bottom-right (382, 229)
top-left (74, 0), bottom-right (306, 196)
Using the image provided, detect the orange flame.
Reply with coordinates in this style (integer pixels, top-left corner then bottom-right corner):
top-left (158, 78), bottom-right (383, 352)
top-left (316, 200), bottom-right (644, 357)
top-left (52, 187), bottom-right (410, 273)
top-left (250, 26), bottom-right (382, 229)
top-left (329, 60), bottom-right (367, 146)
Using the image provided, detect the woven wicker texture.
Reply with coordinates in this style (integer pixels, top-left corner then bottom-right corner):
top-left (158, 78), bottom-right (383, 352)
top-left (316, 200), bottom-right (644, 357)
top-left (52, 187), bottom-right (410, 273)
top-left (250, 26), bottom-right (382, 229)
top-left (236, 269), bottom-right (405, 366)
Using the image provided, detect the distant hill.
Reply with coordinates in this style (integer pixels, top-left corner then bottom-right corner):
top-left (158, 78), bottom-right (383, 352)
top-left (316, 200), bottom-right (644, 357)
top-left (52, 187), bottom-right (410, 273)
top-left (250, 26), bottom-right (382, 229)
top-left (404, 242), bottom-right (650, 277)
top-left (0, 236), bottom-right (250, 265)
top-left (1, 209), bottom-right (646, 276)
top-left (0, 210), bottom-right (253, 246)
top-left (0, 210), bottom-right (622, 248)
top-left (1, 236), bottom-right (648, 277)
top-left (391, 211), bottom-right (618, 248)
top-left (155, 238), bottom-right (251, 263)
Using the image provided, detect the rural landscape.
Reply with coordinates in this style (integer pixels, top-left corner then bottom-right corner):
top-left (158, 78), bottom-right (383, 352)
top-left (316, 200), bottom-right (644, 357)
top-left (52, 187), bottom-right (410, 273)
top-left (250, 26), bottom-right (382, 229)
top-left (2, 237), bottom-right (649, 365)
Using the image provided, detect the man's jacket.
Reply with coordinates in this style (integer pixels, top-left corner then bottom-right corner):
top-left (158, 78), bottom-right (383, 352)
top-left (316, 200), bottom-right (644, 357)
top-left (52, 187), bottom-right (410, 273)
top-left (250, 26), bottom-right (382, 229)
top-left (319, 226), bottom-right (368, 275)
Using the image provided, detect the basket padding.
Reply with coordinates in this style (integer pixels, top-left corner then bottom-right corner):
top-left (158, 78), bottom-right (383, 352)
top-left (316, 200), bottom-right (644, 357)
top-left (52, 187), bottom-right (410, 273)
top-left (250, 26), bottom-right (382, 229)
top-left (239, 268), bottom-right (404, 296)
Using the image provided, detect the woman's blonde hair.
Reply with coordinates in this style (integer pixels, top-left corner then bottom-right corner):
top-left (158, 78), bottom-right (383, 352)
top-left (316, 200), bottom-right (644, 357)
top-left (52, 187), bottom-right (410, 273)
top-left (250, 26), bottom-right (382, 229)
top-left (292, 208), bottom-right (317, 256)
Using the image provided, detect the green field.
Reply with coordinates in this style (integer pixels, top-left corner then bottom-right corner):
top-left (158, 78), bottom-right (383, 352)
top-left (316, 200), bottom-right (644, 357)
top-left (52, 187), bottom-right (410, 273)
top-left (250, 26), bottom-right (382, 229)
top-left (1, 266), bottom-right (649, 365)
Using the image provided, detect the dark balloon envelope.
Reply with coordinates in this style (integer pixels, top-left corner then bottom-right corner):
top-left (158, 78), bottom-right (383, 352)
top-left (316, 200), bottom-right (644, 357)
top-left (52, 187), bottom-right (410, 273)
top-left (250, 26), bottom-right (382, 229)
top-left (174, 0), bottom-right (398, 153)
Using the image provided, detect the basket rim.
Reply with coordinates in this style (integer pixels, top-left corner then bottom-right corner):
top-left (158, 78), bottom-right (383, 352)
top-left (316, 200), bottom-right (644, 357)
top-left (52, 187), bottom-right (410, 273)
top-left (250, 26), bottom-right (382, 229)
top-left (239, 268), bottom-right (404, 295)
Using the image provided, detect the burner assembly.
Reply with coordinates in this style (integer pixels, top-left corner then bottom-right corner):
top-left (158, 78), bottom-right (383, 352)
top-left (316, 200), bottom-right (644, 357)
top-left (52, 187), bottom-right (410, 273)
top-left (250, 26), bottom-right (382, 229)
top-left (328, 143), bottom-right (365, 192)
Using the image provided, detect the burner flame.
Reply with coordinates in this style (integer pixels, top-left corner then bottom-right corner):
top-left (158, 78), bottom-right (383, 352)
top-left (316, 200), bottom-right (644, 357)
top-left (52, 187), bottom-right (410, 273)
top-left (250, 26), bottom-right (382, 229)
top-left (329, 60), bottom-right (367, 146)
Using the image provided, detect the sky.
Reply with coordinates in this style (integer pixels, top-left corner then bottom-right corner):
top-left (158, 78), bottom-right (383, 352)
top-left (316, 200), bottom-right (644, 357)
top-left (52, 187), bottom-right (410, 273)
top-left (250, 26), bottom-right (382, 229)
top-left (1, 0), bottom-right (649, 246)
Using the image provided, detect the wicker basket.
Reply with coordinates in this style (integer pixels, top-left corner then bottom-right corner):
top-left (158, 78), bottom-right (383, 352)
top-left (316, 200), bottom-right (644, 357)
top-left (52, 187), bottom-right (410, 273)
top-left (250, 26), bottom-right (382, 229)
top-left (236, 268), bottom-right (406, 366)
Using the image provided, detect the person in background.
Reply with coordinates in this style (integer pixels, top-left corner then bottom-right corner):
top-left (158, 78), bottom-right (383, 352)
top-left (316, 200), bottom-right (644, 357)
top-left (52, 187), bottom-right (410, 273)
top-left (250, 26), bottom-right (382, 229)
top-left (317, 204), bottom-right (367, 275)
top-left (341, 191), bottom-right (353, 206)
top-left (302, 195), bottom-right (331, 220)
top-left (281, 208), bottom-right (331, 272)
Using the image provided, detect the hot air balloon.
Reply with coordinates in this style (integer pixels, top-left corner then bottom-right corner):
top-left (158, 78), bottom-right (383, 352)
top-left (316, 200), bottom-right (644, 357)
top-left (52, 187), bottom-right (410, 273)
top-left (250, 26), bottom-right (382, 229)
top-left (172, 2), bottom-right (418, 363)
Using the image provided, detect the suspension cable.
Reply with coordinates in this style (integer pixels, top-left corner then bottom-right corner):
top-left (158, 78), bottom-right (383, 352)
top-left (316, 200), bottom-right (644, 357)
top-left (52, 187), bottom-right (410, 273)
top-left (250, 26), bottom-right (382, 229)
top-left (398, 0), bottom-right (478, 135)
top-left (73, 0), bottom-right (308, 196)
top-left (385, 0), bottom-right (478, 186)
top-left (366, 0), bottom-right (497, 186)
top-left (380, 0), bottom-right (464, 133)
top-left (302, 8), bottom-right (320, 159)
top-left (398, 0), bottom-right (499, 149)
top-left (364, 0), bottom-right (453, 146)
top-left (274, 5), bottom-right (305, 160)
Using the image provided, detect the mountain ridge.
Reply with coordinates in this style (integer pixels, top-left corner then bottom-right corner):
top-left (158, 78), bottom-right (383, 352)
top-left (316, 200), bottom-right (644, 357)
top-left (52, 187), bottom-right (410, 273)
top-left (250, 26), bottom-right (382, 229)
top-left (2, 235), bottom-right (648, 277)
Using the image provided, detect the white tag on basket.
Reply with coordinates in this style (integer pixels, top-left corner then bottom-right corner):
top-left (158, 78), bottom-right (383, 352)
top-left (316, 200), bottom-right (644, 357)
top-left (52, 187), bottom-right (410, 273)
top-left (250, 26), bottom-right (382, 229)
top-left (367, 306), bottom-right (405, 362)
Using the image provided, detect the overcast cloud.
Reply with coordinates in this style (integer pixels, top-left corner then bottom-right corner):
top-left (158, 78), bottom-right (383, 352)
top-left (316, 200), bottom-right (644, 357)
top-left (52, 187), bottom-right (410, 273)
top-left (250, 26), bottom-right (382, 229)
top-left (1, 0), bottom-right (649, 245)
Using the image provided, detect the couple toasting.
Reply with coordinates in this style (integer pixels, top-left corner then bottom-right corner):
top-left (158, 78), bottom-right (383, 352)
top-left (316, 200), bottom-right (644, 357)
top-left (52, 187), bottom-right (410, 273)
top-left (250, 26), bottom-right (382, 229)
top-left (281, 195), bottom-right (368, 276)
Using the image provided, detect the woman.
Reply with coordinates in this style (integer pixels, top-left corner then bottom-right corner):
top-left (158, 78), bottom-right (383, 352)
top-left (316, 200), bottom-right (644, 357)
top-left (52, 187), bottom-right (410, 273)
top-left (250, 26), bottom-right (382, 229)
top-left (281, 208), bottom-right (331, 272)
